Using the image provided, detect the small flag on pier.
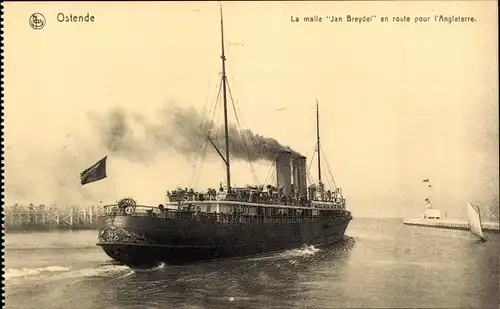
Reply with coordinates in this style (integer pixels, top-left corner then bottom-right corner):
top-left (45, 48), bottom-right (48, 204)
top-left (422, 179), bottom-right (429, 183)
top-left (80, 156), bottom-right (107, 185)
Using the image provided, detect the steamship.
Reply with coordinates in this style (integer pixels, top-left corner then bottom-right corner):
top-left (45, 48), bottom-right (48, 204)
top-left (96, 6), bottom-right (352, 267)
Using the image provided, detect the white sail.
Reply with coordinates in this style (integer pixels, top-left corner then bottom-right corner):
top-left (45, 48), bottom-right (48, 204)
top-left (467, 201), bottom-right (485, 240)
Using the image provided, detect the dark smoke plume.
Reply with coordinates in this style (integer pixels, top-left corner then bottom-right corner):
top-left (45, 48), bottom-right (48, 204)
top-left (88, 103), bottom-right (303, 163)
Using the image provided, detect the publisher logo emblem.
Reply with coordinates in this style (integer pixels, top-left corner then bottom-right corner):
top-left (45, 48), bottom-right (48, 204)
top-left (29, 13), bottom-right (46, 30)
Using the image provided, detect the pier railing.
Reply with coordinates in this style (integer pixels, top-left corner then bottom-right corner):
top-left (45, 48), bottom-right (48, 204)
top-left (4, 205), bottom-right (105, 231)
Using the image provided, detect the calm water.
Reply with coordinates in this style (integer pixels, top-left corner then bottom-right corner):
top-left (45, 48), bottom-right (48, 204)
top-left (4, 218), bottom-right (499, 309)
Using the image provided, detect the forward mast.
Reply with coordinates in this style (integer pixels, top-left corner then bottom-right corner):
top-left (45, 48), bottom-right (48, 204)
top-left (220, 5), bottom-right (231, 192)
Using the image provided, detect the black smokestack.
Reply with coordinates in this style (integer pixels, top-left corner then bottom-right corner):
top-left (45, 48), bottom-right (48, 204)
top-left (88, 104), bottom-right (303, 163)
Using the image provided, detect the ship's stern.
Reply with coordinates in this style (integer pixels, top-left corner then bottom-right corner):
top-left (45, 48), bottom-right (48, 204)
top-left (97, 210), bottom-right (164, 268)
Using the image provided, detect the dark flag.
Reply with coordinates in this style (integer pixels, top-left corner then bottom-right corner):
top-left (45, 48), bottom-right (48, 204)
top-left (80, 156), bottom-right (107, 185)
top-left (422, 179), bottom-right (429, 183)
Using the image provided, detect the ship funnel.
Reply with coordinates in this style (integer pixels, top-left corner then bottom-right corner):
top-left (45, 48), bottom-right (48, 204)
top-left (292, 156), bottom-right (307, 196)
top-left (276, 151), bottom-right (292, 195)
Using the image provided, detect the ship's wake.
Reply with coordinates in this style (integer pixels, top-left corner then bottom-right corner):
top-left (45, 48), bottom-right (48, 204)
top-left (130, 262), bottom-right (166, 273)
top-left (4, 266), bottom-right (72, 280)
top-left (4, 263), bottom-right (130, 285)
top-left (247, 237), bottom-right (355, 263)
top-left (246, 245), bottom-right (321, 263)
top-left (274, 245), bottom-right (321, 259)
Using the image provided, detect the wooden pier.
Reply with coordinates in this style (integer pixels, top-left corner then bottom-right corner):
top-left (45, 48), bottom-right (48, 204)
top-left (3, 204), bottom-right (105, 232)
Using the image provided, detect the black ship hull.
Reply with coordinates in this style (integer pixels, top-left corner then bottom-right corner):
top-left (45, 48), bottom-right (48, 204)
top-left (97, 214), bottom-right (351, 268)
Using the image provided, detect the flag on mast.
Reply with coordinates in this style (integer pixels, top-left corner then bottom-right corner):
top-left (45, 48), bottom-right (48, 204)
top-left (422, 179), bottom-right (429, 183)
top-left (80, 156), bottom-right (107, 185)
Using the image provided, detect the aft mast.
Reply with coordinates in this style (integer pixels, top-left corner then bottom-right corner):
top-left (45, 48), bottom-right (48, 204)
top-left (316, 100), bottom-right (322, 186)
top-left (316, 99), bottom-right (324, 200)
top-left (220, 4), bottom-right (231, 192)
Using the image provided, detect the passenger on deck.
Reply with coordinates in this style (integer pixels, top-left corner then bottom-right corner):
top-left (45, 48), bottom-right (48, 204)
top-left (146, 209), bottom-right (156, 218)
top-left (158, 204), bottom-right (166, 217)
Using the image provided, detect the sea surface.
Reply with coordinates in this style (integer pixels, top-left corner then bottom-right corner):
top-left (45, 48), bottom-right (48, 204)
top-left (3, 218), bottom-right (499, 309)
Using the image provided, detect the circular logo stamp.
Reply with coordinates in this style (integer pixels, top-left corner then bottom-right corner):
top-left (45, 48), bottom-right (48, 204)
top-left (29, 13), bottom-right (46, 30)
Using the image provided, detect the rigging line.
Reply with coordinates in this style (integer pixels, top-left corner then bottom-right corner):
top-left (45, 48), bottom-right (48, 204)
top-left (203, 77), bottom-right (223, 146)
top-left (198, 77), bottom-right (213, 130)
top-left (191, 79), bottom-right (218, 171)
top-left (193, 137), bottom-right (210, 189)
top-left (269, 161), bottom-right (276, 186)
top-left (307, 144), bottom-right (317, 182)
top-left (325, 172), bottom-right (334, 192)
top-left (225, 76), bottom-right (259, 160)
top-left (318, 145), bottom-right (334, 191)
top-left (191, 77), bottom-right (216, 168)
top-left (266, 166), bottom-right (276, 187)
top-left (191, 78), bottom-right (219, 163)
top-left (200, 77), bottom-right (221, 147)
top-left (263, 161), bottom-right (274, 186)
top-left (270, 169), bottom-right (277, 187)
top-left (210, 76), bottom-right (223, 147)
top-left (320, 144), bottom-right (338, 189)
top-left (190, 134), bottom-right (211, 189)
top-left (196, 84), bottom-right (222, 188)
top-left (215, 99), bottom-right (222, 148)
top-left (226, 76), bottom-right (258, 152)
top-left (206, 74), bottom-right (223, 150)
top-left (189, 76), bottom-right (223, 188)
top-left (226, 80), bottom-right (257, 170)
top-left (209, 77), bottom-right (223, 147)
top-left (262, 162), bottom-right (269, 184)
top-left (261, 160), bottom-right (271, 186)
top-left (192, 97), bottom-right (217, 189)
top-left (195, 75), bottom-right (218, 145)
top-left (325, 165), bottom-right (336, 191)
top-left (306, 170), bottom-right (314, 187)
top-left (226, 81), bottom-right (259, 185)
top-left (190, 139), bottom-right (211, 190)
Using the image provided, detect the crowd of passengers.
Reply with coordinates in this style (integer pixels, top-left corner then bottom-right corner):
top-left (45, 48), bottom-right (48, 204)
top-left (167, 184), bottom-right (345, 207)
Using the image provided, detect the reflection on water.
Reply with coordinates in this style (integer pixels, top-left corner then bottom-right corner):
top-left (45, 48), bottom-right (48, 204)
top-left (4, 218), bottom-right (499, 309)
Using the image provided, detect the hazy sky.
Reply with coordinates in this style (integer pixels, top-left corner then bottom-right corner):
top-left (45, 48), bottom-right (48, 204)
top-left (4, 1), bottom-right (498, 219)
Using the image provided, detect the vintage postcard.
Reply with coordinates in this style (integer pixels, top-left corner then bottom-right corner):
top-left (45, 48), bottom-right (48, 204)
top-left (2, 1), bottom-right (498, 309)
